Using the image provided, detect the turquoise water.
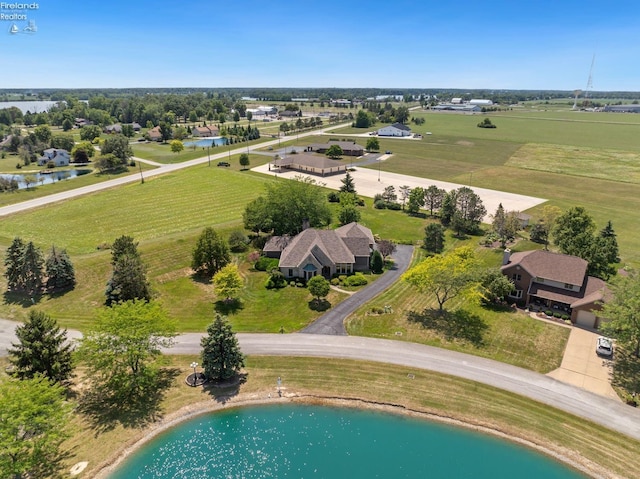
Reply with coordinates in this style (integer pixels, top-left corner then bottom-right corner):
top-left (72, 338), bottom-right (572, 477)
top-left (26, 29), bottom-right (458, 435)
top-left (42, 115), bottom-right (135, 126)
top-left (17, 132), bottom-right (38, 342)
top-left (109, 405), bottom-right (586, 478)
top-left (184, 137), bottom-right (228, 148)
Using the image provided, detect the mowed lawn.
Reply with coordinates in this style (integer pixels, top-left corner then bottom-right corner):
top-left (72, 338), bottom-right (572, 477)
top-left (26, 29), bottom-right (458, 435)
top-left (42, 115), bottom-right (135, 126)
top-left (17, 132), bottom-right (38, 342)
top-left (346, 244), bottom-right (569, 374)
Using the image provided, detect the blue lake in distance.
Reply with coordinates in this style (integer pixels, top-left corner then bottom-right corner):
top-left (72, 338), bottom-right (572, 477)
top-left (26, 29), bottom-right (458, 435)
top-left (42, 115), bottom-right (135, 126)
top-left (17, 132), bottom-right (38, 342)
top-left (109, 404), bottom-right (587, 479)
top-left (183, 137), bottom-right (228, 148)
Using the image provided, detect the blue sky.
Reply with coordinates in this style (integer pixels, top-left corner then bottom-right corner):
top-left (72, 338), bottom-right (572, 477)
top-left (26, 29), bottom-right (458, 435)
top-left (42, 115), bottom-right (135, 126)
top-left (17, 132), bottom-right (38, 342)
top-left (1, 0), bottom-right (638, 91)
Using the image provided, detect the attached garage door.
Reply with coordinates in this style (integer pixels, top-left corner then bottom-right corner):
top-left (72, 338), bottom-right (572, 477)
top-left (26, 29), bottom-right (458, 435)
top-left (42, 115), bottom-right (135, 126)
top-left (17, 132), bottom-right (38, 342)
top-left (575, 310), bottom-right (597, 329)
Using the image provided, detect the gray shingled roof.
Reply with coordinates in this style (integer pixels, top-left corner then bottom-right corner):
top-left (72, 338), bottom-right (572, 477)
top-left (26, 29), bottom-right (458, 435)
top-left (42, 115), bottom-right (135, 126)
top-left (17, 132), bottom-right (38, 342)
top-left (390, 122), bottom-right (411, 131)
top-left (274, 153), bottom-right (342, 170)
top-left (335, 222), bottom-right (375, 245)
top-left (279, 229), bottom-right (355, 268)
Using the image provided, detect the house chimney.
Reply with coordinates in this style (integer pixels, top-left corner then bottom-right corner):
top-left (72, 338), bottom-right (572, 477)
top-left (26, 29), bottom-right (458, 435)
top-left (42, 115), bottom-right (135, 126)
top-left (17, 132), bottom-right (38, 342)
top-left (302, 218), bottom-right (310, 231)
top-left (502, 248), bottom-right (511, 265)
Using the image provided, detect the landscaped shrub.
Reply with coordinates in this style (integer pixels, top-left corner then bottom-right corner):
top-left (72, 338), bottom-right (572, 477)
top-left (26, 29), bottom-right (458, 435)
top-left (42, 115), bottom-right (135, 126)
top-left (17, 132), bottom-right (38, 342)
top-left (327, 191), bottom-right (340, 203)
top-left (370, 306), bottom-right (384, 315)
top-left (338, 275), bottom-right (347, 283)
top-left (330, 278), bottom-right (340, 286)
top-left (265, 270), bottom-right (287, 289)
top-left (545, 310), bottom-right (553, 317)
top-left (247, 251), bottom-right (261, 262)
top-left (386, 202), bottom-right (402, 210)
top-left (561, 314), bottom-right (570, 321)
top-left (553, 312), bottom-right (562, 318)
top-left (255, 256), bottom-right (279, 271)
top-left (374, 199), bottom-right (386, 209)
top-left (343, 273), bottom-right (368, 287)
top-left (228, 230), bottom-right (249, 252)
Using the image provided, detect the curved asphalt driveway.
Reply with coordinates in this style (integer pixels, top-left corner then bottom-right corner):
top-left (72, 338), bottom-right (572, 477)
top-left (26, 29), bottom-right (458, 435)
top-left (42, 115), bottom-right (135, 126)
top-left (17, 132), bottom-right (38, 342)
top-left (301, 245), bottom-right (413, 335)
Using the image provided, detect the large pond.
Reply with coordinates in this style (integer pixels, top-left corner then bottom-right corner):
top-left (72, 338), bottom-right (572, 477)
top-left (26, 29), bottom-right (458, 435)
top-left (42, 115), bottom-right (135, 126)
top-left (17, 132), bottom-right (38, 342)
top-left (0, 169), bottom-right (91, 189)
top-left (108, 405), bottom-right (587, 478)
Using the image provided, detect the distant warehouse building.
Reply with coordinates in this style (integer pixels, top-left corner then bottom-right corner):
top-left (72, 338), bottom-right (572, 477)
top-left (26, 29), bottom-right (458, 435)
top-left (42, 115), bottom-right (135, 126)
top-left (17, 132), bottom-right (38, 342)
top-left (603, 104), bottom-right (640, 113)
top-left (469, 99), bottom-right (493, 106)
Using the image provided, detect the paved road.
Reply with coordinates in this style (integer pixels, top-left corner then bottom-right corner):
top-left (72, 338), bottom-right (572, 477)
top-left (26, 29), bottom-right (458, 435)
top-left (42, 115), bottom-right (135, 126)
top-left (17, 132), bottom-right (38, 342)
top-left (2, 319), bottom-right (639, 440)
top-left (301, 245), bottom-right (413, 335)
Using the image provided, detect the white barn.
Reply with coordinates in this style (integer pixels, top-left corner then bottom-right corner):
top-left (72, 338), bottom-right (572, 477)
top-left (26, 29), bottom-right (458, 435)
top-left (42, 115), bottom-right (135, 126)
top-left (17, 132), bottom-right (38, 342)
top-left (377, 122), bottom-right (412, 137)
top-left (469, 99), bottom-right (493, 106)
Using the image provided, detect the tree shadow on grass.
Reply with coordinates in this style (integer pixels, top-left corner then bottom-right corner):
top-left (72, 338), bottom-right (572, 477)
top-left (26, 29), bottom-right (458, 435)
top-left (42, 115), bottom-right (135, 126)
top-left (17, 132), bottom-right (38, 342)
top-left (610, 345), bottom-right (640, 402)
top-left (77, 367), bottom-right (180, 434)
top-left (214, 299), bottom-right (244, 315)
top-left (202, 373), bottom-right (247, 405)
top-left (2, 290), bottom-right (42, 307)
top-left (407, 308), bottom-right (488, 347)
top-left (190, 272), bottom-right (212, 285)
top-left (308, 299), bottom-right (331, 312)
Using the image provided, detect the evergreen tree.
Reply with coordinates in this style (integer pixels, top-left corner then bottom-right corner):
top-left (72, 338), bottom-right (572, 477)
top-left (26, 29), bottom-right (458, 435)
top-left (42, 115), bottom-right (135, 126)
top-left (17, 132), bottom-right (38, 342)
top-left (492, 203), bottom-right (507, 245)
top-left (20, 242), bottom-right (44, 295)
top-left (192, 227), bottom-right (231, 278)
top-left (599, 221), bottom-right (619, 264)
top-left (8, 310), bottom-right (74, 384)
top-left (45, 246), bottom-right (75, 292)
top-left (370, 250), bottom-right (384, 273)
top-left (111, 235), bottom-right (139, 265)
top-left (424, 223), bottom-right (446, 253)
top-left (4, 237), bottom-right (25, 291)
top-left (339, 172), bottom-right (356, 194)
top-left (105, 252), bottom-right (151, 306)
top-left (200, 313), bottom-right (245, 381)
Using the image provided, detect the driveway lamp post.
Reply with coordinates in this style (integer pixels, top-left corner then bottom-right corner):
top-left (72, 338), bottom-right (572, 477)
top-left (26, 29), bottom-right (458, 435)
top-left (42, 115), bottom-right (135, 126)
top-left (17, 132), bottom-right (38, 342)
top-left (378, 156), bottom-right (381, 182)
top-left (190, 362), bottom-right (198, 387)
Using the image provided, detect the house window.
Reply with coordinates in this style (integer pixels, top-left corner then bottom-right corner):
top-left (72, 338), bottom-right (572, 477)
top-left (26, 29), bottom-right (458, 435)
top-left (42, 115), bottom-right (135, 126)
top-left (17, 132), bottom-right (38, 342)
top-left (337, 263), bottom-right (351, 275)
top-left (509, 289), bottom-right (523, 299)
top-left (564, 283), bottom-right (574, 290)
top-left (288, 269), bottom-right (293, 277)
top-left (512, 273), bottom-right (521, 281)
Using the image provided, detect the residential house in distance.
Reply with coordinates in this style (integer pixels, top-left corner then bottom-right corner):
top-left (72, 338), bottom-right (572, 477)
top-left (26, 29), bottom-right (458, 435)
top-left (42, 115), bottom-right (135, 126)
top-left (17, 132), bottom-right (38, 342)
top-left (74, 118), bottom-right (92, 128)
top-left (263, 222), bottom-right (375, 280)
top-left (306, 140), bottom-right (364, 156)
top-left (500, 249), bottom-right (609, 329)
top-left (192, 125), bottom-right (220, 137)
top-left (37, 148), bottom-right (70, 167)
top-left (377, 122), bottom-right (412, 137)
top-left (104, 123), bottom-right (123, 134)
top-left (146, 126), bottom-right (162, 142)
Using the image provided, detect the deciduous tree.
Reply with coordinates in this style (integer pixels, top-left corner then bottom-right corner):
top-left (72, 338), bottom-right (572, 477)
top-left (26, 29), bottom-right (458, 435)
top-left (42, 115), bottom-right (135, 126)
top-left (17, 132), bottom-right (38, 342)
top-left (200, 313), bottom-right (245, 381)
top-left (403, 246), bottom-right (481, 314)
top-left (192, 227), bottom-right (231, 278)
top-left (170, 139), bottom-right (184, 153)
top-left (79, 300), bottom-right (176, 398)
top-left (307, 275), bottom-right (330, 303)
top-left (365, 137), bottom-right (379, 151)
top-left (8, 310), bottom-right (74, 384)
top-left (101, 134), bottom-right (133, 163)
top-left (213, 264), bottom-right (243, 303)
top-left (377, 239), bottom-right (397, 260)
top-left (245, 176), bottom-right (332, 236)
top-left (325, 144), bottom-right (343, 159)
top-left (0, 376), bottom-right (71, 479)
top-left (600, 273), bottom-right (640, 358)
top-left (424, 185), bottom-right (445, 217)
top-left (239, 153), bottom-right (250, 170)
top-left (407, 186), bottom-right (425, 215)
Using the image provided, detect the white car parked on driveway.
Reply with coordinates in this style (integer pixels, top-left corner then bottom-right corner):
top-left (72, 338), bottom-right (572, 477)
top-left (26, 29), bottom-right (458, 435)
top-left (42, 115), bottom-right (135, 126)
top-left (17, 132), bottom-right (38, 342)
top-left (596, 336), bottom-right (613, 357)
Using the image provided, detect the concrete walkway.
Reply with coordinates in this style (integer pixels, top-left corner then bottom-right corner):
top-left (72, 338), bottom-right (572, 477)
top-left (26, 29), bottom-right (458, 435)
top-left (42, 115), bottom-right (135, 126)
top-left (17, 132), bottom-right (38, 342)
top-left (547, 327), bottom-right (619, 401)
top-left (301, 245), bottom-right (413, 335)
